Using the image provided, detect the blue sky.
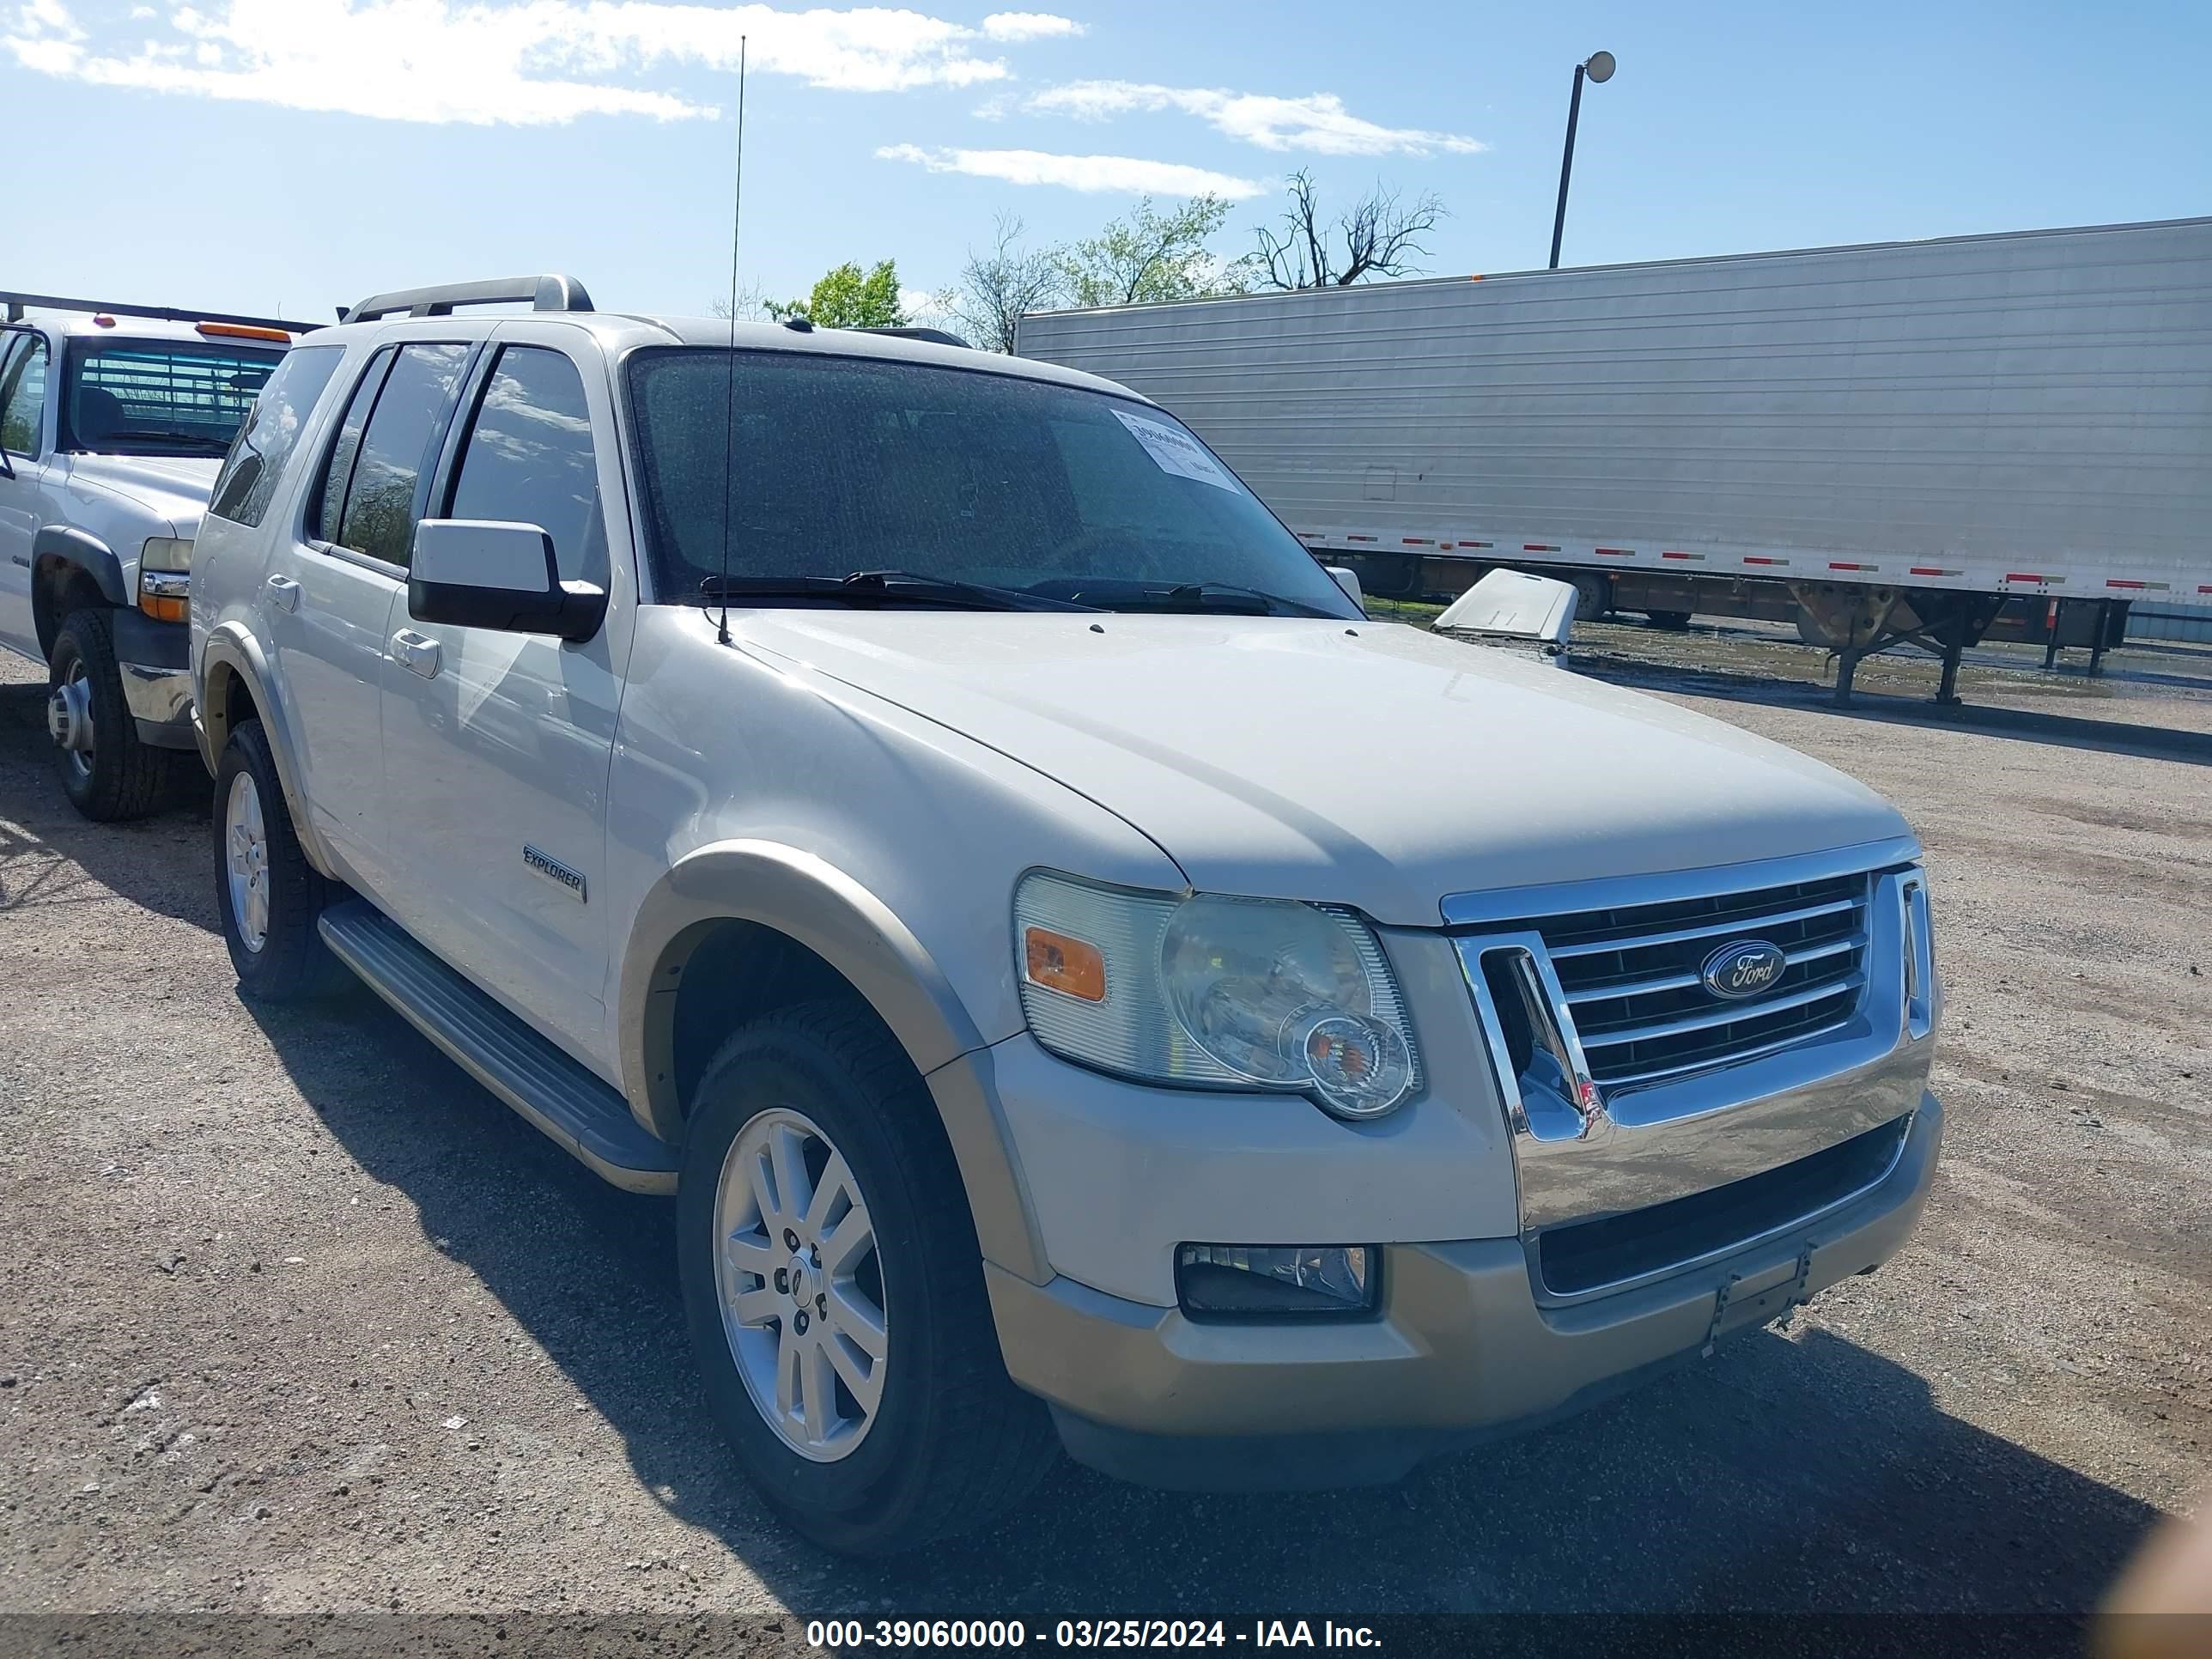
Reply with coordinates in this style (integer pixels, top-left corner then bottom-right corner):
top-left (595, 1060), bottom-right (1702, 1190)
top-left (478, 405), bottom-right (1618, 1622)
top-left (3, 0), bottom-right (2207, 327)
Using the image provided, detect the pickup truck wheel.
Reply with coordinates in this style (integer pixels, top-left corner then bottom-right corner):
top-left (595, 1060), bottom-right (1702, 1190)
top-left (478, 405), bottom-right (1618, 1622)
top-left (213, 720), bottom-right (348, 1001)
top-left (47, 609), bottom-right (172, 822)
top-left (678, 1000), bottom-right (1056, 1555)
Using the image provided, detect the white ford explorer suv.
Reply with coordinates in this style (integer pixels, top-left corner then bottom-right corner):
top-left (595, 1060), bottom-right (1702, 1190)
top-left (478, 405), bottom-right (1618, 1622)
top-left (1, 295), bottom-right (296, 818)
top-left (191, 276), bottom-right (1942, 1555)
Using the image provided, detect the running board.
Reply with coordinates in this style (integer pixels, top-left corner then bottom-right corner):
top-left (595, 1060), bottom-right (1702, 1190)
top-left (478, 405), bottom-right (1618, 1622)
top-left (319, 900), bottom-right (680, 1194)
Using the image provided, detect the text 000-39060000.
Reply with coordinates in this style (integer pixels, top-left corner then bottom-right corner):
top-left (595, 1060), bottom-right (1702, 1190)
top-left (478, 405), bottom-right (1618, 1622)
top-left (807, 1620), bottom-right (1030, 1649)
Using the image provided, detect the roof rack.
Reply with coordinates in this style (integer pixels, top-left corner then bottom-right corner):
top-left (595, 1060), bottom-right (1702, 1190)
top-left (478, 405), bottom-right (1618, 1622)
top-left (342, 275), bottom-right (593, 324)
top-left (851, 325), bottom-right (969, 349)
top-left (0, 290), bottom-right (318, 333)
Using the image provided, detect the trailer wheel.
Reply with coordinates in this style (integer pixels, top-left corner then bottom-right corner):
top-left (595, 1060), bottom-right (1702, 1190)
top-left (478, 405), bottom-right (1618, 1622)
top-left (1570, 574), bottom-right (1612, 623)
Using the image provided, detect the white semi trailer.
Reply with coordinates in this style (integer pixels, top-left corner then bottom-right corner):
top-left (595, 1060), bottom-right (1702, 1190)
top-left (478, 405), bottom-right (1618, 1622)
top-left (1017, 216), bottom-right (2212, 703)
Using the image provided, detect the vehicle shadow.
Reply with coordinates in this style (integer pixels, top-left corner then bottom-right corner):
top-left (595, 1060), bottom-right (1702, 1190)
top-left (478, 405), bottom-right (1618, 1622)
top-left (1574, 651), bottom-right (2212, 769)
top-left (0, 677), bottom-right (217, 931)
top-left (246, 988), bottom-right (2164, 1621)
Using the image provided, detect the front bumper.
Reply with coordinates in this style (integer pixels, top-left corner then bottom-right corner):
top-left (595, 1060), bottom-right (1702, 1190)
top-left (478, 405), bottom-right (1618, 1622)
top-left (111, 609), bottom-right (197, 751)
top-left (988, 1093), bottom-right (1941, 1490)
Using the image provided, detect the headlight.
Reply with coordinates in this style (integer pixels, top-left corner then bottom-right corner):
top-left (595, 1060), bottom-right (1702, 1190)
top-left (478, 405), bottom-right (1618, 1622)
top-left (1013, 872), bottom-right (1421, 1121)
top-left (138, 538), bottom-right (193, 621)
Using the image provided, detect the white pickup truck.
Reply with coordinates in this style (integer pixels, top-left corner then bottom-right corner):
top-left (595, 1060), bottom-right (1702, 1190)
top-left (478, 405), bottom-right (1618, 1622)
top-left (1, 295), bottom-right (296, 817)
top-left (191, 276), bottom-right (1942, 1556)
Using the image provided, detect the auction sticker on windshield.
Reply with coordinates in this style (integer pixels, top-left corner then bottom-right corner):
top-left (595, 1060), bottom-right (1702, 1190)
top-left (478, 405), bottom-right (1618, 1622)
top-left (1113, 408), bottom-right (1243, 493)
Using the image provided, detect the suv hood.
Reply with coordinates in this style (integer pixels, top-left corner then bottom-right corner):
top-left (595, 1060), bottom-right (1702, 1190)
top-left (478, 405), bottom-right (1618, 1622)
top-left (744, 612), bottom-right (1913, 926)
top-left (62, 454), bottom-right (221, 538)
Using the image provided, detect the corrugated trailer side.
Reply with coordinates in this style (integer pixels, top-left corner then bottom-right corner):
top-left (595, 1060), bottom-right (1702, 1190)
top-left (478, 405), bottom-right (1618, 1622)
top-left (1018, 217), bottom-right (2212, 702)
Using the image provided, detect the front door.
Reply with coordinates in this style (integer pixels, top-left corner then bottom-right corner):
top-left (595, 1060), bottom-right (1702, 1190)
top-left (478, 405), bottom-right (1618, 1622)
top-left (0, 331), bottom-right (52, 660)
top-left (375, 337), bottom-right (624, 1062)
top-left (274, 338), bottom-right (471, 884)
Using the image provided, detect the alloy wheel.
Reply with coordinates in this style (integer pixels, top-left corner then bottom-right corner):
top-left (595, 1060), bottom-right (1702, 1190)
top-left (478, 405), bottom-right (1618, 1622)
top-left (713, 1106), bottom-right (888, 1462)
top-left (224, 770), bottom-right (270, 952)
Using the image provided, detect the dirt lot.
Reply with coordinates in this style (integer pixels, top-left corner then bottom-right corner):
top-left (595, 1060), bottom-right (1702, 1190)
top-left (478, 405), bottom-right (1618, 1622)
top-left (2, 629), bottom-right (2208, 1635)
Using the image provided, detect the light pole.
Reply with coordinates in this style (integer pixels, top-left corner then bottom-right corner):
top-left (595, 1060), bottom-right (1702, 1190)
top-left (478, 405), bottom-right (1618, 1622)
top-left (1547, 50), bottom-right (1615, 270)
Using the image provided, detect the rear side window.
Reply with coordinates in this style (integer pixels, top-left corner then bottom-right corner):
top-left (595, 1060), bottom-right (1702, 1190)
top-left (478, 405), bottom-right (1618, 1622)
top-left (444, 346), bottom-right (605, 585)
top-left (208, 345), bottom-right (346, 528)
top-left (323, 343), bottom-right (470, 567)
top-left (1, 334), bottom-right (48, 456)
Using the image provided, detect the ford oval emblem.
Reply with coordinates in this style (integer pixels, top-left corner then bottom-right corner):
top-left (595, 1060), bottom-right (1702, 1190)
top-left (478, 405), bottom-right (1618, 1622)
top-left (1701, 939), bottom-right (1785, 1000)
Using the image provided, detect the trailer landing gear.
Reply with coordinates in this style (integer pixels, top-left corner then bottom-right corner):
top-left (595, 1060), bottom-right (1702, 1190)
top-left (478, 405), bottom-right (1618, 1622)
top-left (1791, 585), bottom-right (2005, 708)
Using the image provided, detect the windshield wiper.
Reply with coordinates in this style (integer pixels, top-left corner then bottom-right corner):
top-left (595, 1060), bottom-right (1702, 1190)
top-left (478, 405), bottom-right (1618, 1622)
top-left (699, 569), bottom-right (1097, 612)
top-left (1053, 580), bottom-right (1336, 618)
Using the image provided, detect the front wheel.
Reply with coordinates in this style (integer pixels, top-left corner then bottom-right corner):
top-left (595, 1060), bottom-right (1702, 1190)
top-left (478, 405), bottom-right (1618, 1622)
top-left (678, 1000), bottom-right (1056, 1555)
top-left (47, 609), bottom-right (173, 822)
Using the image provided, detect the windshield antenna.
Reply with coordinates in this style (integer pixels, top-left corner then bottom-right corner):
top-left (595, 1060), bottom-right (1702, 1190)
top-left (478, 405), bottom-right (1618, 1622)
top-left (716, 33), bottom-right (748, 647)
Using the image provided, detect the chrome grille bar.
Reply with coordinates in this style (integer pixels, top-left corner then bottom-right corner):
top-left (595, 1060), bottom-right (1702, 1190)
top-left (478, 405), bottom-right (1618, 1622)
top-left (1577, 972), bottom-right (1866, 1049)
top-left (1545, 895), bottom-right (1862, 958)
top-left (1564, 931), bottom-right (1866, 1004)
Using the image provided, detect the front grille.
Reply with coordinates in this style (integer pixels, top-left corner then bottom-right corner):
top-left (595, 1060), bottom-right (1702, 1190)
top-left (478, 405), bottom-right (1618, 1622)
top-left (1535, 1115), bottom-right (1911, 1296)
top-left (1529, 870), bottom-right (1871, 1088)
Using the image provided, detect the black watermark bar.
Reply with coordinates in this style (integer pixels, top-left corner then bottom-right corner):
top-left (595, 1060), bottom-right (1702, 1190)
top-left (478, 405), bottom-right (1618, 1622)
top-left (0, 1613), bottom-right (2180, 1659)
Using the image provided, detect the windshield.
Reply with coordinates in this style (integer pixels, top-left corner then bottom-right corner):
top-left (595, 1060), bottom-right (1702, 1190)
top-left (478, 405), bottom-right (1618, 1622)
top-left (624, 348), bottom-right (1358, 617)
top-left (65, 340), bottom-right (284, 457)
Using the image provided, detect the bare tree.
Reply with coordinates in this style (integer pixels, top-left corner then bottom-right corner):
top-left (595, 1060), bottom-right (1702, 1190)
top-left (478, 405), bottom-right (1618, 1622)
top-left (708, 280), bottom-right (776, 322)
top-left (942, 214), bottom-right (1066, 353)
top-left (1249, 169), bottom-right (1447, 289)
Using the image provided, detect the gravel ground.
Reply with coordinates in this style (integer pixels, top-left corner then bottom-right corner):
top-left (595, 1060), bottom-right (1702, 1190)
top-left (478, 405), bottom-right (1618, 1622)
top-left (1, 632), bottom-right (2207, 1633)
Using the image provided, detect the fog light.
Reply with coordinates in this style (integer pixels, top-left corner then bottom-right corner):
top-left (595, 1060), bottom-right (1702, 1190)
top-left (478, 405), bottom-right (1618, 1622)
top-left (1176, 1243), bottom-right (1376, 1319)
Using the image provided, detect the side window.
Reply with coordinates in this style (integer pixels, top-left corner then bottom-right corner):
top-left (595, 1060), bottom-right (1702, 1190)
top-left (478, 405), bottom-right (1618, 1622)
top-left (1, 334), bottom-right (49, 456)
top-left (444, 346), bottom-right (606, 585)
top-left (208, 345), bottom-right (346, 528)
top-left (327, 343), bottom-right (470, 567)
top-left (314, 348), bottom-right (393, 544)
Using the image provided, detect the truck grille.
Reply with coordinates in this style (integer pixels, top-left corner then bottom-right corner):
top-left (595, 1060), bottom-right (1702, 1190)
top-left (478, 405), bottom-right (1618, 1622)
top-left (1530, 870), bottom-right (1871, 1088)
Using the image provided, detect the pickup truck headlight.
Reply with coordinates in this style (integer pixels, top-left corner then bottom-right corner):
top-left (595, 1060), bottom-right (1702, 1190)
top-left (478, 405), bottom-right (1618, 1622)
top-left (1014, 872), bottom-right (1421, 1120)
top-left (138, 538), bottom-right (192, 623)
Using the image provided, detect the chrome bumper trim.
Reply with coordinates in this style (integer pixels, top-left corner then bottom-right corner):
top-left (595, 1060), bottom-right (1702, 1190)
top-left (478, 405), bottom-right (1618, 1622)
top-left (119, 661), bottom-right (195, 729)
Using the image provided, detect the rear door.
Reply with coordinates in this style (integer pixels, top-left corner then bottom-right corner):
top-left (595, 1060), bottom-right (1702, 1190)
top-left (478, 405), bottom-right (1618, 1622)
top-left (273, 336), bottom-right (474, 890)
top-left (0, 329), bottom-right (52, 659)
top-left (375, 328), bottom-right (630, 1060)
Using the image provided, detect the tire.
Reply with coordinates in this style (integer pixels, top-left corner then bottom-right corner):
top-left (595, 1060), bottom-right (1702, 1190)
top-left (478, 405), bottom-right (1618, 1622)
top-left (1645, 610), bottom-right (1693, 632)
top-left (1570, 573), bottom-right (1612, 623)
top-left (213, 719), bottom-right (349, 1000)
top-left (678, 999), bottom-right (1057, 1555)
top-left (46, 608), bottom-right (174, 822)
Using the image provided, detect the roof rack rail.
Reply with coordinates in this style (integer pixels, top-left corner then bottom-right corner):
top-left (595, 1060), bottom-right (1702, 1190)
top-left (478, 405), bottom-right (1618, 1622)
top-left (850, 325), bottom-right (969, 349)
top-left (0, 290), bottom-right (318, 333)
top-left (341, 275), bottom-right (593, 324)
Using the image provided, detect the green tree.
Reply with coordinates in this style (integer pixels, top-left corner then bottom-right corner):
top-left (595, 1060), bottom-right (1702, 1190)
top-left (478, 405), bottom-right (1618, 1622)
top-left (1056, 195), bottom-right (1249, 308)
top-left (769, 259), bottom-right (906, 328)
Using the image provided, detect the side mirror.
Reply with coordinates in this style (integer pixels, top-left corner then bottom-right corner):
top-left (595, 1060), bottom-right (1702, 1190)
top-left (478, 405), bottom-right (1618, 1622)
top-left (1432, 569), bottom-right (1579, 662)
top-left (408, 519), bottom-right (606, 643)
top-left (1323, 565), bottom-right (1364, 611)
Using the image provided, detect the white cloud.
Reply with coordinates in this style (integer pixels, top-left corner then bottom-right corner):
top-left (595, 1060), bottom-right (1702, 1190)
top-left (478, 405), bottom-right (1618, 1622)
top-left (0, 1), bottom-right (1087, 125)
top-left (979, 10), bottom-right (1081, 40)
top-left (1029, 81), bottom-right (1485, 157)
top-left (877, 142), bottom-right (1267, 198)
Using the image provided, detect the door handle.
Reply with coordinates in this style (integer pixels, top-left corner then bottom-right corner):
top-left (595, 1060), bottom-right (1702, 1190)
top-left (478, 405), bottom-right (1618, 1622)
top-left (390, 629), bottom-right (441, 678)
top-left (264, 574), bottom-right (301, 613)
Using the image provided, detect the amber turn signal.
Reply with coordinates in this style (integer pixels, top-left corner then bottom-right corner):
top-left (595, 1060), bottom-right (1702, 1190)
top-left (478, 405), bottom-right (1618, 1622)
top-left (1024, 927), bottom-right (1106, 1002)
